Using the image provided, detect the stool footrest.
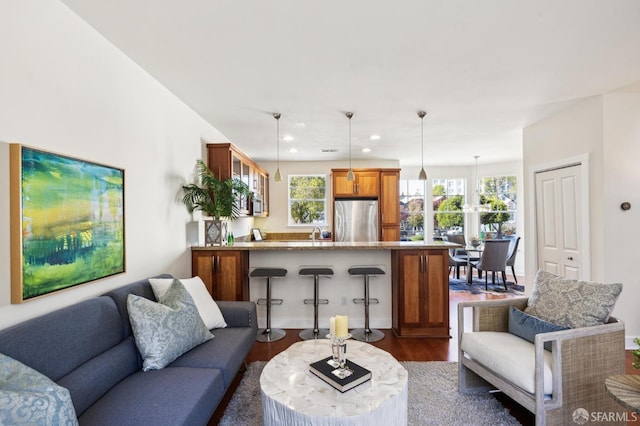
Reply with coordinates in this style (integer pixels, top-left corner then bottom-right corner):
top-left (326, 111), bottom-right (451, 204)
top-left (352, 298), bottom-right (379, 304)
top-left (304, 299), bottom-right (329, 304)
top-left (257, 298), bottom-right (283, 305)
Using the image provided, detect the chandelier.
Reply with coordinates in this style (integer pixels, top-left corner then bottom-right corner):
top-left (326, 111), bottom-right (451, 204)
top-left (462, 155), bottom-right (490, 213)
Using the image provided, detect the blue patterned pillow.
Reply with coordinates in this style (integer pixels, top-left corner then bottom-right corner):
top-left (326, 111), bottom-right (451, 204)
top-left (508, 306), bottom-right (568, 351)
top-left (0, 352), bottom-right (78, 425)
top-left (525, 270), bottom-right (623, 328)
top-left (128, 280), bottom-right (213, 371)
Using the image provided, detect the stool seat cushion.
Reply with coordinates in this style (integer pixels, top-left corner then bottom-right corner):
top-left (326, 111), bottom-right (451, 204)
top-left (251, 268), bottom-right (287, 278)
top-left (299, 268), bottom-right (334, 276)
top-left (348, 267), bottom-right (385, 276)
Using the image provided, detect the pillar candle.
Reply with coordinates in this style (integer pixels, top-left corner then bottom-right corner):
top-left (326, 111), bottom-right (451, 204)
top-left (335, 315), bottom-right (348, 337)
top-left (329, 316), bottom-right (336, 336)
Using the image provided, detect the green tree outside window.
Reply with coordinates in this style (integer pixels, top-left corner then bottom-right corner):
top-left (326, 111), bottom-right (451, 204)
top-left (288, 175), bottom-right (327, 225)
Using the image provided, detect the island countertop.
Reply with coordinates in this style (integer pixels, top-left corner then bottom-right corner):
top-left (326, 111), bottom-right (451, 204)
top-left (191, 240), bottom-right (460, 251)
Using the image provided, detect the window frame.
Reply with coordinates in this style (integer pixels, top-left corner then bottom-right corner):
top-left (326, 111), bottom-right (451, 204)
top-left (287, 174), bottom-right (328, 227)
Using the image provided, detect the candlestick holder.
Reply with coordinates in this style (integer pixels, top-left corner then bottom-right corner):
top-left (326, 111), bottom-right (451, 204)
top-left (326, 333), bottom-right (352, 377)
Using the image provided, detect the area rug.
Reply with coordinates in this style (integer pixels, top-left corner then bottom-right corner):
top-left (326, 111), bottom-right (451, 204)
top-left (219, 361), bottom-right (519, 426)
top-left (449, 277), bottom-right (524, 295)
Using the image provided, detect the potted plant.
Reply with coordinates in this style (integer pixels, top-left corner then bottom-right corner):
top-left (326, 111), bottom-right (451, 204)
top-left (182, 159), bottom-right (251, 245)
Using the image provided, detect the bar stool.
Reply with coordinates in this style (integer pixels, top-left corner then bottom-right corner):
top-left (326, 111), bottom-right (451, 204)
top-left (349, 267), bottom-right (385, 342)
top-left (251, 267), bottom-right (287, 342)
top-left (298, 267), bottom-right (333, 340)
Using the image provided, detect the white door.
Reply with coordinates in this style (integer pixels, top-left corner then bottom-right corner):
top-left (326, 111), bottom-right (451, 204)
top-left (535, 165), bottom-right (582, 279)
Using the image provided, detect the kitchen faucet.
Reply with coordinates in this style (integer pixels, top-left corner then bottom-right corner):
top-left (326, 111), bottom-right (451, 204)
top-left (310, 227), bottom-right (322, 242)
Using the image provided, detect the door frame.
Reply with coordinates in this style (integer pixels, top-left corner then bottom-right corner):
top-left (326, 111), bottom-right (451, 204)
top-left (528, 153), bottom-right (591, 281)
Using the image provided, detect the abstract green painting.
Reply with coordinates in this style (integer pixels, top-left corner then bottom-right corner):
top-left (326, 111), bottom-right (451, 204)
top-left (10, 145), bottom-right (125, 302)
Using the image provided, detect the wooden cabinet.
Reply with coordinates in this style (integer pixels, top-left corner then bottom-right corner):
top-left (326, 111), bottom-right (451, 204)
top-left (332, 169), bottom-right (380, 198)
top-left (191, 249), bottom-right (249, 301)
top-left (380, 169), bottom-right (400, 241)
top-left (206, 143), bottom-right (269, 217)
top-left (391, 249), bottom-right (449, 337)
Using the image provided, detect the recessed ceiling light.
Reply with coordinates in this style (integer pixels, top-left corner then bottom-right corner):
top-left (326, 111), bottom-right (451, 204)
top-left (282, 135), bottom-right (294, 142)
top-left (294, 122), bottom-right (306, 129)
top-left (288, 148), bottom-right (298, 153)
top-left (362, 148), bottom-right (371, 153)
top-left (370, 134), bottom-right (381, 140)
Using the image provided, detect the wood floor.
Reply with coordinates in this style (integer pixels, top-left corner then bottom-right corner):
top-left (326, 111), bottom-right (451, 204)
top-left (211, 282), bottom-right (639, 425)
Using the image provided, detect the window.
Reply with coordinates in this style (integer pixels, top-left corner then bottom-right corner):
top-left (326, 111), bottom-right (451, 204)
top-left (399, 180), bottom-right (425, 241)
top-left (479, 175), bottom-right (517, 237)
top-left (433, 178), bottom-right (465, 237)
top-left (288, 175), bottom-right (327, 226)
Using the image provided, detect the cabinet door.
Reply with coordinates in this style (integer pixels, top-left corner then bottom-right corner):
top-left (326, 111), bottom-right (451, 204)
top-left (424, 250), bottom-right (448, 328)
top-left (354, 171), bottom-right (380, 197)
top-left (192, 250), bottom-right (249, 301)
top-left (380, 170), bottom-right (400, 240)
top-left (381, 225), bottom-right (400, 242)
top-left (333, 171), bottom-right (355, 197)
top-left (397, 250), bottom-right (423, 327)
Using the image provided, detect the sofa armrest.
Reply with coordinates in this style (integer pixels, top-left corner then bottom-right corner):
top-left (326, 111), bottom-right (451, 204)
top-left (217, 301), bottom-right (257, 330)
top-left (458, 297), bottom-right (528, 334)
top-left (533, 317), bottom-right (625, 412)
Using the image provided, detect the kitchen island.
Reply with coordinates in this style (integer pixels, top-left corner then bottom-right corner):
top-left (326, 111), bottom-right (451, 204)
top-left (191, 241), bottom-right (459, 337)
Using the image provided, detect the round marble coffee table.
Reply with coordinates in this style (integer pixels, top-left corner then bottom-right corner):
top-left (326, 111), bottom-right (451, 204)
top-left (260, 339), bottom-right (408, 425)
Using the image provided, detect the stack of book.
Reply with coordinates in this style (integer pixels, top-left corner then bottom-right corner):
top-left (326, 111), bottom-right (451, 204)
top-left (309, 356), bottom-right (372, 393)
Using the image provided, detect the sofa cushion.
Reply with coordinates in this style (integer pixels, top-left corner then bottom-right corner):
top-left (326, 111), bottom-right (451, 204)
top-left (0, 297), bottom-right (124, 382)
top-left (508, 306), bottom-right (568, 351)
top-left (460, 331), bottom-right (554, 395)
top-left (128, 281), bottom-right (213, 371)
top-left (168, 326), bottom-right (255, 387)
top-left (102, 274), bottom-right (172, 338)
top-left (78, 367), bottom-right (225, 426)
top-left (149, 277), bottom-right (227, 329)
top-left (57, 338), bottom-right (140, 416)
top-left (525, 270), bottom-right (622, 328)
top-left (0, 353), bottom-right (78, 426)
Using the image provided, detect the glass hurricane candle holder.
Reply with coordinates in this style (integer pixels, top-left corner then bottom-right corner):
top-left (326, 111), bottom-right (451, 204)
top-left (326, 333), bottom-right (352, 377)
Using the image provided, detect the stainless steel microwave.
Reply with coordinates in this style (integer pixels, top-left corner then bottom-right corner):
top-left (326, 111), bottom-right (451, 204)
top-left (252, 194), bottom-right (263, 216)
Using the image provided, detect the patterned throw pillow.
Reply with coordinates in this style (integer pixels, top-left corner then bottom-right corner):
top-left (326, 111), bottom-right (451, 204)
top-left (149, 277), bottom-right (227, 329)
top-left (128, 280), bottom-right (214, 371)
top-left (0, 353), bottom-right (78, 426)
top-left (524, 270), bottom-right (622, 328)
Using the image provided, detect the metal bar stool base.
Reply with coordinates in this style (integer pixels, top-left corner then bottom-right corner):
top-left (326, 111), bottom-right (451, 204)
top-left (256, 328), bottom-right (286, 343)
top-left (351, 328), bottom-right (385, 343)
top-left (299, 328), bottom-right (330, 340)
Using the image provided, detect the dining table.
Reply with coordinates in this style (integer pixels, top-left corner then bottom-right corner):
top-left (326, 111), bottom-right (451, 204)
top-left (464, 245), bottom-right (483, 284)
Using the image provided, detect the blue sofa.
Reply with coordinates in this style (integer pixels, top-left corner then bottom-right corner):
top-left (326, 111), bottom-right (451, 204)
top-left (0, 275), bottom-right (257, 425)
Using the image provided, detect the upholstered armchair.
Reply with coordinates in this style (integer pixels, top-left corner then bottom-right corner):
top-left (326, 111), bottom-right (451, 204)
top-left (457, 271), bottom-right (626, 426)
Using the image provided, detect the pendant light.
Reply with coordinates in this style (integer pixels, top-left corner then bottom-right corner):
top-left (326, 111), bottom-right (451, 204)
top-left (463, 155), bottom-right (490, 213)
top-left (346, 112), bottom-right (355, 181)
top-left (418, 111), bottom-right (427, 180)
top-left (273, 113), bottom-right (282, 182)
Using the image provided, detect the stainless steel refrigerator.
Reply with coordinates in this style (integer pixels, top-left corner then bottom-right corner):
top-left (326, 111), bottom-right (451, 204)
top-left (334, 199), bottom-right (379, 242)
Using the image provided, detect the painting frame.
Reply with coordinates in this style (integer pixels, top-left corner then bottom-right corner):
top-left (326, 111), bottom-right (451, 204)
top-left (10, 144), bottom-right (126, 303)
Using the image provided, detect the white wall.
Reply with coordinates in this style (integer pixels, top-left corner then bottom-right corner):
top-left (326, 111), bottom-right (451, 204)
top-left (0, 1), bottom-right (227, 329)
top-left (523, 88), bottom-right (640, 345)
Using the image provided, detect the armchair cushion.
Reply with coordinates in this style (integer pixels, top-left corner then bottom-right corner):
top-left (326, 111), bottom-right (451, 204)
top-left (460, 331), bottom-right (554, 394)
top-left (524, 270), bottom-right (622, 328)
top-left (508, 306), bottom-right (568, 351)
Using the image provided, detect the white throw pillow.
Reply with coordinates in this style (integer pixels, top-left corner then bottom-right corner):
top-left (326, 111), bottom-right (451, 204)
top-left (149, 277), bottom-right (227, 329)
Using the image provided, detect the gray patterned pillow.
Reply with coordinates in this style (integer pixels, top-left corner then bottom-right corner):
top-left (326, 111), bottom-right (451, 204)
top-left (128, 280), bottom-right (213, 371)
top-left (524, 270), bottom-right (622, 328)
top-left (0, 352), bottom-right (78, 426)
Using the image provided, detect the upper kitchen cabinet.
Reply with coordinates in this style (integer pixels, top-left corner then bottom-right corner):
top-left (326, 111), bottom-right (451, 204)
top-left (206, 143), bottom-right (269, 217)
top-left (332, 169), bottom-right (380, 198)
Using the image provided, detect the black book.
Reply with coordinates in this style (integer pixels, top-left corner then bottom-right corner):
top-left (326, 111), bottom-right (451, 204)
top-left (309, 356), bottom-right (372, 393)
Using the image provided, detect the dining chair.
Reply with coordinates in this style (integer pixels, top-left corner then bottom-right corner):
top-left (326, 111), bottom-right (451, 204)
top-left (469, 239), bottom-right (510, 290)
top-left (504, 235), bottom-right (521, 283)
top-left (444, 234), bottom-right (469, 278)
